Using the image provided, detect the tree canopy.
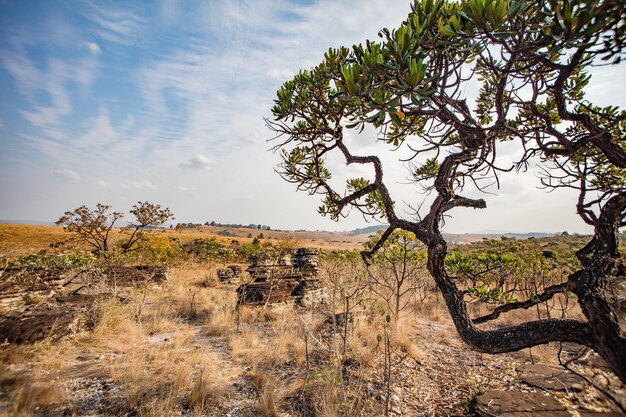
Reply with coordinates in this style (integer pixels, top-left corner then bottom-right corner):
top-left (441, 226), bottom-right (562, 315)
top-left (268, 0), bottom-right (626, 382)
top-left (57, 202), bottom-right (174, 258)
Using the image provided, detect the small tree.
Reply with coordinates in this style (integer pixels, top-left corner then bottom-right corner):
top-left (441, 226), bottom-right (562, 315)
top-left (121, 201), bottom-right (174, 253)
top-left (364, 230), bottom-right (428, 321)
top-left (57, 201), bottom-right (174, 258)
top-left (56, 204), bottom-right (123, 256)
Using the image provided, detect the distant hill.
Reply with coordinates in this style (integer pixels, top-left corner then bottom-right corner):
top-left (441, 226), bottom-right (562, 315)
top-left (346, 225), bottom-right (387, 236)
top-left (437, 232), bottom-right (555, 244)
top-left (0, 219), bottom-right (55, 226)
top-left (503, 232), bottom-right (553, 239)
top-left (346, 225), bottom-right (555, 244)
top-left (345, 224), bottom-right (554, 242)
top-left (1, 220), bottom-right (558, 250)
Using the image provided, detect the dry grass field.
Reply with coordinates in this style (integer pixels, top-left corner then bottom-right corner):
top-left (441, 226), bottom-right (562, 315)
top-left (0, 223), bottom-right (624, 416)
top-left (0, 223), bottom-right (363, 257)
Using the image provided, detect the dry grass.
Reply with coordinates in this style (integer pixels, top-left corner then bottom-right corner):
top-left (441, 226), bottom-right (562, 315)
top-left (189, 368), bottom-right (226, 414)
top-left (9, 377), bottom-right (65, 416)
top-left (204, 292), bottom-right (238, 336)
top-left (83, 296), bottom-right (144, 352)
top-left (238, 305), bottom-right (279, 324)
top-left (0, 339), bottom-right (81, 416)
top-left (391, 321), bottom-right (426, 361)
top-left (523, 343), bottom-right (560, 365)
top-left (106, 328), bottom-right (224, 413)
top-left (346, 318), bottom-right (379, 367)
top-left (0, 264), bottom-right (231, 415)
top-left (416, 293), bottom-right (453, 324)
top-left (139, 396), bottom-right (177, 417)
top-left (312, 382), bottom-right (341, 417)
top-left (248, 368), bottom-right (306, 417)
top-left (0, 223), bottom-right (77, 255)
top-left (0, 222), bottom-right (363, 258)
top-left (229, 327), bottom-right (265, 362)
top-left (227, 306), bottom-right (308, 368)
top-left (2, 223), bottom-right (613, 416)
top-left (248, 367), bottom-right (281, 417)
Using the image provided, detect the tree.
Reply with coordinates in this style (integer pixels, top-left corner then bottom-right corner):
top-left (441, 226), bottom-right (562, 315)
top-left (364, 230), bottom-right (428, 321)
top-left (57, 202), bottom-right (174, 257)
top-left (268, 0), bottom-right (626, 381)
top-left (56, 204), bottom-right (123, 255)
top-left (121, 201), bottom-right (174, 253)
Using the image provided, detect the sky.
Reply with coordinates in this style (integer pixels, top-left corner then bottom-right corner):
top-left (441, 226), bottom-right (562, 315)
top-left (0, 0), bottom-right (624, 234)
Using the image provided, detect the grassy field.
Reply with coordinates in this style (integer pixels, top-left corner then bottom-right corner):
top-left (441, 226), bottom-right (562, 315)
top-left (0, 223), bottom-right (364, 257)
top-left (0, 223), bottom-right (623, 416)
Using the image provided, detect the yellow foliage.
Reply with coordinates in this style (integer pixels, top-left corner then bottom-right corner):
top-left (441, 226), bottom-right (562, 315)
top-left (140, 236), bottom-right (177, 263)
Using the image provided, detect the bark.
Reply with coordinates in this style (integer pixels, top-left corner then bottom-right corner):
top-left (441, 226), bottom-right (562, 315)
top-left (572, 193), bottom-right (626, 383)
top-left (426, 235), bottom-right (594, 352)
top-left (422, 192), bottom-right (626, 383)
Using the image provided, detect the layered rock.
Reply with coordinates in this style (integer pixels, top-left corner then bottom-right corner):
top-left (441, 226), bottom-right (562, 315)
top-left (0, 265), bottom-right (168, 344)
top-left (217, 265), bottom-right (243, 284)
top-left (237, 248), bottom-right (324, 306)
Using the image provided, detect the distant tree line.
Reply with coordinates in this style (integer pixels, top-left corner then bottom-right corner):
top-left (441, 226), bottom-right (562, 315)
top-left (174, 222), bottom-right (272, 231)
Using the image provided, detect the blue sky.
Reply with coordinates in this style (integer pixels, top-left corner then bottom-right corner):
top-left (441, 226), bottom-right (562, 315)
top-left (0, 1), bottom-right (624, 233)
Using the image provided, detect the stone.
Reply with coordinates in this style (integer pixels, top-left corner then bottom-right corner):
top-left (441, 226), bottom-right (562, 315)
top-left (0, 265), bottom-right (168, 344)
top-left (292, 248), bottom-right (319, 276)
top-left (236, 279), bottom-right (300, 305)
top-left (0, 294), bottom-right (114, 344)
top-left (227, 265), bottom-right (243, 276)
top-left (517, 364), bottom-right (586, 392)
top-left (324, 312), bottom-right (353, 327)
top-left (236, 248), bottom-right (325, 306)
top-left (471, 390), bottom-right (570, 417)
top-left (217, 265), bottom-right (243, 284)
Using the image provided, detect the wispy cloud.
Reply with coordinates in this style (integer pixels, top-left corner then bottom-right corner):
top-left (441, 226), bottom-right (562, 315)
top-left (54, 168), bottom-right (80, 180)
top-left (1, 0), bottom-right (616, 233)
top-left (74, 108), bottom-right (120, 149)
top-left (83, 41), bottom-right (101, 56)
top-left (132, 179), bottom-right (156, 189)
top-left (3, 52), bottom-right (97, 139)
top-left (86, 3), bottom-right (146, 46)
top-left (0, 48), bottom-right (41, 97)
top-left (180, 154), bottom-right (212, 170)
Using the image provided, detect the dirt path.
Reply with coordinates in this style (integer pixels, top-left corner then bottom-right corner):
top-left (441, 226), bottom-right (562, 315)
top-left (192, 328), bottom-right (260, 417)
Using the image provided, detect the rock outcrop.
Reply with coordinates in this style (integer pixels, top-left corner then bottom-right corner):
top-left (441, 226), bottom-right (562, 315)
top-left (237, 248), bottom-right (324, 306)
top-left (217, 265), bottom-right (243, 284)
top-left (0, 265), bottom-right (168, 344)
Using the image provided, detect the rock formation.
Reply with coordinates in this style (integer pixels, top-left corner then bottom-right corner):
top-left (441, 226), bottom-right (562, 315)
top-left (237, 248), bottom-right (324, 306)
top-left (217, 265), bottom-right (243, 284)
top-left (0, 265), bottom-right (168, 344)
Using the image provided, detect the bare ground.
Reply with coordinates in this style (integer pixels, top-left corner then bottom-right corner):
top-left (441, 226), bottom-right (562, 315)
top-left (0, 266), bottom-right (624, 417)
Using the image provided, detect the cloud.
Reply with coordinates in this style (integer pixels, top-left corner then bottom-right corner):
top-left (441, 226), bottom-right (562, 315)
top-left (176, 185), bottom-right (197, 192)
top-left (54, 168), bottom-right (80, 180)
top-left (4, 53), bottom-right (97, 139)
top-left (0, 0), bottom-right (615, 234)
top-left (0, 48), bottom-right (42, 97)
top-left (86, 3), bottom-right (146, 46)
top-left (267, 67), bottom-right (294, 81)
top-left (132, 179), bottom-right (156, 189)
top-left (83, 41), bottom-right (101, 55)
top-left (180, 154), bottom-right (212, 170)
top-left (74, 108), bottom-right (119, 149)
